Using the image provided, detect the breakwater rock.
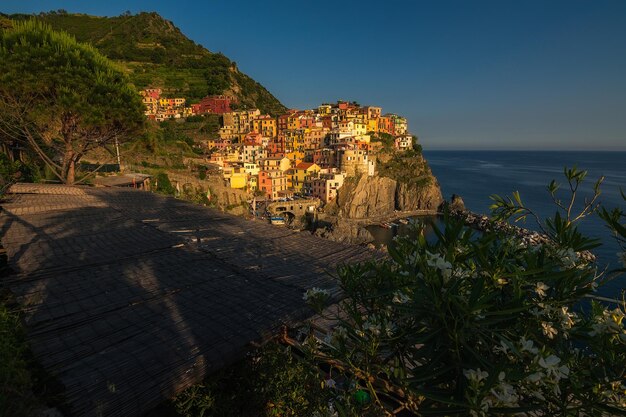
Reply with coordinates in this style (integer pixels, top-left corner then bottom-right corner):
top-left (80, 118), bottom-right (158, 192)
top-left (448, 208), bottom-right (596, 263)
top-left (313, 218), bottom-right (374, 245)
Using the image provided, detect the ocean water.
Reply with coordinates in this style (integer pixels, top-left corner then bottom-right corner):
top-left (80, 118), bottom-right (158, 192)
top-left (373, 151), bottom-right (626, 299)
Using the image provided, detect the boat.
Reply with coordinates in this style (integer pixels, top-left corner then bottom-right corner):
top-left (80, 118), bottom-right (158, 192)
top-left (389, 222), bottom-right (399, 227)
top-left (270, 216), bottom-right (286, 225)
top-left (398, 218), bottom-right (409, 225)
top-left (380, 222), bottom-right (391, 229)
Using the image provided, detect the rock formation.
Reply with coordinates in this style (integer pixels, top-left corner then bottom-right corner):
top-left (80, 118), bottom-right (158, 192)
top-left (327, 172), bottom-right (443, 221)
top-left (313, 218), bottom-right (375, 245)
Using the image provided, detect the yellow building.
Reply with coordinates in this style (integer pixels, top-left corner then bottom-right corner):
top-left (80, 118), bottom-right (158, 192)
top-left (353, 119), bottom-right (368, 136)
top-left (285, 150), bottom-right (305, 165)
top-left (367, 118), bottom-right (379, 133)
top-left (248, 175), bottom-right (258, 192)
top-left (258, 156), bottom-right (291, 173)
top-left (142, 97), bottom-right (157, 115)
top-left (287, 114), bottom-right (300, 130)
top-left (252, 117), bottom-right (277, 138)
top-left (223, 167), bottom-right (247, 189)
top-left (317, 104), bottom-right (332, 115)
top-left (290, 162), bottom-right (321, 194)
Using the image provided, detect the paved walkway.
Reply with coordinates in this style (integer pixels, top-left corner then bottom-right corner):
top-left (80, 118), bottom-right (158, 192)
top-left (0, 184), bottom-right (375, 417)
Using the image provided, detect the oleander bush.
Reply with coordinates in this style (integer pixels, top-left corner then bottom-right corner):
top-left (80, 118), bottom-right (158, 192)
top-left (170, 343), bottom-right (332, 417)
top-left (303, 167), bottom-right (626, 416)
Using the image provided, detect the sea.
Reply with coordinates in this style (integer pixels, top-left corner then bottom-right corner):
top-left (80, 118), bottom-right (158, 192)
top-left (369, 151), bottom-right (626, 300)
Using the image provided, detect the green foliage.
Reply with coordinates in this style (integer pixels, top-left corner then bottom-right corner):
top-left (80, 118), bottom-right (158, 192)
top-left (0, 153), bottom-right (41, 193)
top-left (0, 296), bottom-right (36, 416)
top-left (491, 166), bottom-right (603, 252)
top-left (303, 168), bottom-right (626, 416)
top-left (6, 12), bottom-right (287, 113)
top-left (377, 152), bottom-right (431, 188)
top-left (171, 343), bottom-right (332, 417)
top-left (185, 115), bottom-right (205, 123)
top-left (412, 136), bottom-right (423, 154)
top-left (155, 171), bottom-right (175, 195)
top-left (0, 19), bottom-right (144, 183)
top-left (369, 132), bottom-right (395, 150)
top-left (599, 188), bottom-right (626, 273)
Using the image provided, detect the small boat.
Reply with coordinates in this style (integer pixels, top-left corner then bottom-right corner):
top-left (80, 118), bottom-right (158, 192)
top-left (398, 218), bottom-right (409, 225)
top-left (389, 222), bottom-right (399, 227)
top-left (380, 222), bottom-right (391, 229)
top-left (270, 216), bottom-right (286, 225)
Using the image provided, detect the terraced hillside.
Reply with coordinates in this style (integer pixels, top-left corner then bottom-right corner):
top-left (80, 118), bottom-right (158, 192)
top-left (3, 11), bottom-right (287, 115)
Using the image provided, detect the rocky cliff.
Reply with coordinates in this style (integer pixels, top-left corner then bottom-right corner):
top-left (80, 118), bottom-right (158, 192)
top-left (326, 152), bottom-right (443, 221)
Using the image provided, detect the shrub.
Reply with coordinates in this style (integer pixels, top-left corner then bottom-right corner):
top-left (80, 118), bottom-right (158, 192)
top-left (154, 172), bottom-right (175, 195)
top-left (303, 167), bottom-right (626, 416)
top-left (171, 343), bottom-right (332, 417)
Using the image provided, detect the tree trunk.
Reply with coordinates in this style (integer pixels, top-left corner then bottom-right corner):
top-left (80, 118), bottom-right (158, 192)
top-left (63, 140), bottom-right (75, 184)
top-left (67, 159), bottom-right (75, 184)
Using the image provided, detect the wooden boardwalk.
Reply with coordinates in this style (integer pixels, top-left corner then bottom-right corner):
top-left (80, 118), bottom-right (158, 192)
top-left (0, 184), bottom-right (375, 417)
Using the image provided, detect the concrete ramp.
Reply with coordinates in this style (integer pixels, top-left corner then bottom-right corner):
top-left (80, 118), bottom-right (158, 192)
top-left (0, 184), bottom-right (374, 416)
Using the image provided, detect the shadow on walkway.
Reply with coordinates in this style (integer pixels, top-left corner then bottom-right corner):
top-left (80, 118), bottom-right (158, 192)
top-left (0, 184), bottom-right (375, 417)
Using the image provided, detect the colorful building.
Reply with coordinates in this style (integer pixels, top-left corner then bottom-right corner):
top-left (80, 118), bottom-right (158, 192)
top-left (290, 162), bottom-right (321, 194)
top-left (192, 95), bottom-right (233, 114)
top-left (258, 170), bottom-right (289, 200)
top-left (312, 172), bottom-right (346, 203)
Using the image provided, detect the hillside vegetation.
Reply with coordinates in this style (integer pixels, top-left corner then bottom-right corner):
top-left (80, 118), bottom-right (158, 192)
top-left (4, 11), bottom-right (287, 115)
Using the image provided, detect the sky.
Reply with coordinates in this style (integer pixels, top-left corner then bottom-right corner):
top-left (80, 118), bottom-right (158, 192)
top-left (3, 0), bottom-right (626, 150)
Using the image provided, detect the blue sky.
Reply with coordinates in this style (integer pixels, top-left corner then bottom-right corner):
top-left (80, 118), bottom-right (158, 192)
top-left (3, 0), bottom-right (626, 150)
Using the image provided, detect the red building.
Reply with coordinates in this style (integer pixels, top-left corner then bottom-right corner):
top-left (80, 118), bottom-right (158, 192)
top-left (268, 138), bottom-right (285, 156)
top-left (277, 114), bottom-right (289, 132)
top-left (144, 88), bottom-right (161, 99)
top-left (192, 95), bottom-right (233, 114)
top-left (321, 115), bottom-right (333, 130)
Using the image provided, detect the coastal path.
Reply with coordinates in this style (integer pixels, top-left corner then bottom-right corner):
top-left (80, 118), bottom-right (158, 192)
top-left (0, 183), bottom-right (375, 417)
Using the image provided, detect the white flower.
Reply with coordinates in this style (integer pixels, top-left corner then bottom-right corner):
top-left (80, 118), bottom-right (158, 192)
top-left (559, 306), bottom-right (577, 329)
top-left (303, 287), bottom-right (330, 301)
top-left (541, 321), bottom-right (558, 339)
top-left (538, 355), bottom-right (570, 381)
top-left (493, 340), bottom-right (510, 355)
top-left (590, 307), bottom-right (625, 335)
top-left (463, 368), bottom-right (489, 384)
top-left (519, 337), bottom-right (539, 355)
top-left (426, 251), bottom-right (453, 277)
top-left (526, 372), bottom-right (544, 383)
top-left (363, 320), bottom-right (381, 336)
top-left (324, 378), bottom-right (336, 389)
top-left (490, 380), bottom-right (519, 407)
top-left (535, 282), bottom-right (549, 298)
top-left (383, 321), bottom-right (397, 337)
top-left (392, 291), bottom-right (411, 304)
top-left (557, 248), bottom-right (579, 268)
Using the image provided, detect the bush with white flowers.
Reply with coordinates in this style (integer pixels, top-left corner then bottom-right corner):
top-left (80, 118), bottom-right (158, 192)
top-left (303, 167), bottom-right (626, 416)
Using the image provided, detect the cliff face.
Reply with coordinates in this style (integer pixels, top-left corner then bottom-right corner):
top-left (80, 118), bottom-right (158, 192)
top-left (328, 152), bottom-right (443, 220)
top-left (335, 176), bottom-right (397, 219)
top-left (395, 179), bottom-right (443, 211)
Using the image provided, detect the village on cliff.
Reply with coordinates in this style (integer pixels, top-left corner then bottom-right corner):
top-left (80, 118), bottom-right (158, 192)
top-left (140, 90), bottom-right (415, 204)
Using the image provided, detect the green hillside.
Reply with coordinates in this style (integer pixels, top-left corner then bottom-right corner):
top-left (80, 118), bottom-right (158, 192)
top-left (3, 10), bottom-right (287, 115)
